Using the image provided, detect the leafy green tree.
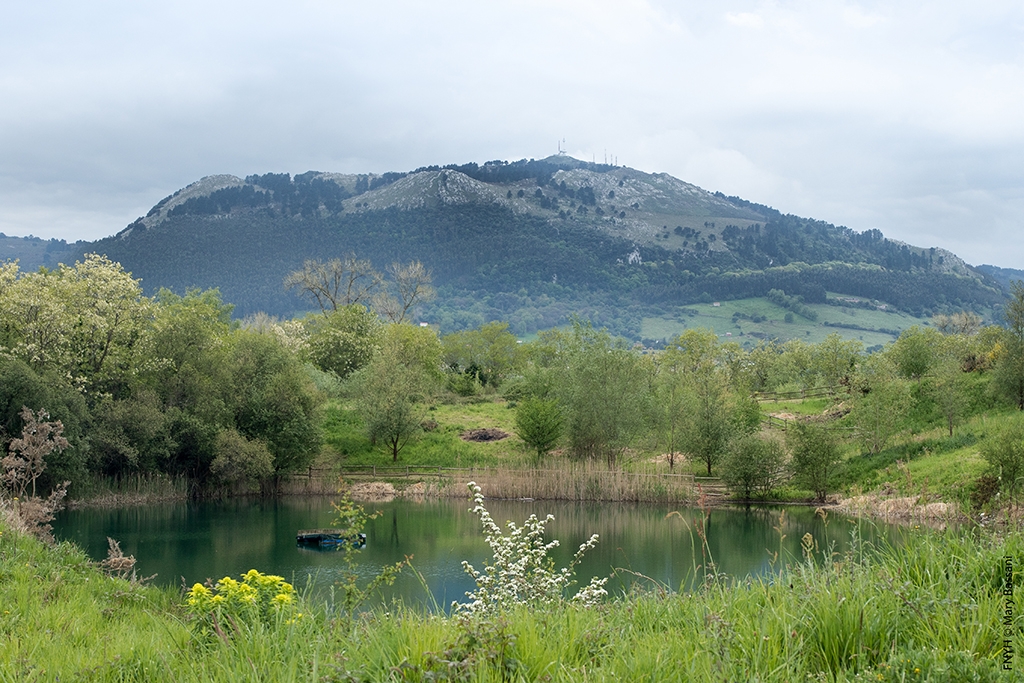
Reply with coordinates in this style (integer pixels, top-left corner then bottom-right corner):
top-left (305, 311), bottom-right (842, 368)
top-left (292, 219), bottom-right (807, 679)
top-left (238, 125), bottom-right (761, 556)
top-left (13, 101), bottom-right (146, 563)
top-left (888, 326), bottom-right (942, 381)
top-left (777, 339), bottom-right (816, 390)
top-left (226, 329), bottom-right (322, 476)
top-left (210, 429), bottom-right (275, 491)
top-left (980, 417), bottom-right (1024, 499)
top-left (141, 289), bottom-right (235, 482)
top-left (303, 304), bottom-right (382, 380)
top-left (0, 255), bottom-right (152, 394)
top-left (722, 433), bottom-right (786, 499)
top-left (514, 398), bottom-right (563, 463)
top-left (850, 356), bottom-right (911, 454)
top-left (0, 358), bottom-right (87, 489)
top-left (441, 321), bottom-right (523, 388)
top-left (787, 422), bottom-right (842, 502)
top-left (354, 361), bottom-right (422, 463)
top-left (994, 346), bottom-right (1024, 411)
top-left (928, 347), bottom-right (971, 437)
top-left (811, 333), bottom-right (862, 393)
top-left (352, 323), bottom-right (441, 462)
top-left (680, 367), bottom-right (736, 476)
top-left (654, 345), bottom-right (688, 469)
top-left (994, 281), bottom-right (1024, 409)
top-left (662, 330), bottom-right (742, 476)
top-left (548, 320), bottom-right (650, 465)
top-left (380, 322), bottom-right (444, 387)
top-left (89, 390), bottom-right (171, 477)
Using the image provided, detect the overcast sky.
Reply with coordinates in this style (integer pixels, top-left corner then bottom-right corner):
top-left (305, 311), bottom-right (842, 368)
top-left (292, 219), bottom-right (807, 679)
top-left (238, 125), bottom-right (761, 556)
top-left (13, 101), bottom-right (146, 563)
top-left (2, 1), bottom-right (1023, 268)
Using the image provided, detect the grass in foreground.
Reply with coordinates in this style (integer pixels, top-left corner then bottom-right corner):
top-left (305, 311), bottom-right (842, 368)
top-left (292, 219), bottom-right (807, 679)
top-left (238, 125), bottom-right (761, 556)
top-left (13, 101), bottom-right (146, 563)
top-left (2, 508), bottom-right (1023, 681)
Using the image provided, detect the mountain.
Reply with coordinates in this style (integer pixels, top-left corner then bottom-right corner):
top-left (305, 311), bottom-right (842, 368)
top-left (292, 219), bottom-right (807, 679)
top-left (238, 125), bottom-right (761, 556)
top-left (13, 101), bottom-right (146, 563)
top-left (0, 234), bottom-right (76, 271)
top-left (70, 156), bottom-right (1005, 339)
top-left (974, 264), bottom-right (1024, 294)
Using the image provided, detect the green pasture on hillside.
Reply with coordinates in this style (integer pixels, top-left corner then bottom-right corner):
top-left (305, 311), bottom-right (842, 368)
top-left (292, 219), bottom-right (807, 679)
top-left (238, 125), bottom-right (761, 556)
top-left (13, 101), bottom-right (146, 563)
top-left (641, 293), bottom-right (927, 346)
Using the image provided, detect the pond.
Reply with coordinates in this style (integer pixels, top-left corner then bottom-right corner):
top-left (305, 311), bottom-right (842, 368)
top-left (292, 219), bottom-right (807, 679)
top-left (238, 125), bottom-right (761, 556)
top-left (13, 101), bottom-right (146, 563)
top-left (53, 496), bottom-right (895, 609)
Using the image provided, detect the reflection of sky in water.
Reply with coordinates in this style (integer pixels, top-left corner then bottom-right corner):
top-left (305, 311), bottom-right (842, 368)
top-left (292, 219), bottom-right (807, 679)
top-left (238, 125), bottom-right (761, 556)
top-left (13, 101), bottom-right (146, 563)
top-left (54, 497), bottom-right (898, 610)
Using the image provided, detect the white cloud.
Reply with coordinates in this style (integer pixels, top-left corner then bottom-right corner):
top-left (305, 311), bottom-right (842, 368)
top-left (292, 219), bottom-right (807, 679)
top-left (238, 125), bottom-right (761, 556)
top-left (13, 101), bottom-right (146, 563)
top-left (724, 12), bottom-right (764, 28)
top-left (842, 5), bottom-right (885, 29)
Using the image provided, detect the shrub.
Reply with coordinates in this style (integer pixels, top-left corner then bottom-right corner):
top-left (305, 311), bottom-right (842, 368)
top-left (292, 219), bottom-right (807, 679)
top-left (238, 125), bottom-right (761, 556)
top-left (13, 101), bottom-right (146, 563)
top-left (980, 417), bottom-right (1024, 499)
top-left (456, 482), bottom-right (607, 613)
top-left (722, 433), bottom-right (786, 499)
top-left (514, 397), bottom-right (563, 462)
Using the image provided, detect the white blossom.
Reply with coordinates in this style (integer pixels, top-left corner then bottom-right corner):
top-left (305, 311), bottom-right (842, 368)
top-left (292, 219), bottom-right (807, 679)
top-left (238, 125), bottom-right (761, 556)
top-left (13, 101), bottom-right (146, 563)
top-left (454, 482), bottom-right (608, 614)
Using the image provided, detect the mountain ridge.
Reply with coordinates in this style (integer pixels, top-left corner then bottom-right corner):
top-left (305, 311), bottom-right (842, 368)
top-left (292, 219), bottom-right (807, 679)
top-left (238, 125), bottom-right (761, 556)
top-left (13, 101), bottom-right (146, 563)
top-left (3, 155), bottom-right (1010, 340)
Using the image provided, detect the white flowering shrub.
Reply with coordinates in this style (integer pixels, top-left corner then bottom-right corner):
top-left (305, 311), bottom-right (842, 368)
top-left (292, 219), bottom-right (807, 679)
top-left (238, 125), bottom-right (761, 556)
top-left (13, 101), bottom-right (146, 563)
top-left (455, 482), bottom-right (608, 613)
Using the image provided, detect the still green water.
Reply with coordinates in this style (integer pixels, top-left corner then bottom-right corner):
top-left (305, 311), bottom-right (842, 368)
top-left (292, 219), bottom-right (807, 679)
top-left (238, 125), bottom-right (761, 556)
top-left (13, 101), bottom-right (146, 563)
top-left (54, 497), bottom-right (893, 609)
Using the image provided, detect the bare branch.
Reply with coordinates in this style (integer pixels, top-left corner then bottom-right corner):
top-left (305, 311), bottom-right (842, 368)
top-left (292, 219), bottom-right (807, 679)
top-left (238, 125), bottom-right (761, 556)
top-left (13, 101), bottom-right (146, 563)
top-left (374, 261), bottom-right (435, 323)
top-left (284, 255), bottom-right (383, 315)
top-left (3, 407), bottom-right (68, 499)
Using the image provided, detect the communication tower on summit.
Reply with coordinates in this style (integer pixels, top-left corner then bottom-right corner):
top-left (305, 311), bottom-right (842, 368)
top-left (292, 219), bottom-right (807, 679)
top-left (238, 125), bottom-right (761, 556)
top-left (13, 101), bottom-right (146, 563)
top-left (557, 138), bottom-right (567, 155)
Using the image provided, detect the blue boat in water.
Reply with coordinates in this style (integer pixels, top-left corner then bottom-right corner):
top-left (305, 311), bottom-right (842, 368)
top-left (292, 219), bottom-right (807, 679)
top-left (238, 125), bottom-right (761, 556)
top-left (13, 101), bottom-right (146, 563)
top-left (296, 529), bottom-right (367, 549)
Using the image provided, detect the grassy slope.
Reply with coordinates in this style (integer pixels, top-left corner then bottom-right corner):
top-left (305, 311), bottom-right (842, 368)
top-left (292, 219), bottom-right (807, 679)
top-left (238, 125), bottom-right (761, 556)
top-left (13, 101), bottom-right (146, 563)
top-left (322, 399), bottom-right (534, 469)
top-left (642, 294), bottom-right (925, 347)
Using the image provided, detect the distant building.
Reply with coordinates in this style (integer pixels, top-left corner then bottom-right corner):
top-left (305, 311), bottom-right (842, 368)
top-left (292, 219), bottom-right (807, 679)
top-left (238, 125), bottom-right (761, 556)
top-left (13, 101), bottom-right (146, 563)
top-left (712, 302), bottom-right (721, 307)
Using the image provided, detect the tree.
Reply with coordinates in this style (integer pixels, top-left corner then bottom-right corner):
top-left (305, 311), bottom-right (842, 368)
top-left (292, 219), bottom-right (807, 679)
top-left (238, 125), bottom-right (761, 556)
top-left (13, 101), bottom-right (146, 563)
top-left (788, 422), bottom-right (842, 502)
top-left (722, 433), bottom-right (786, 499)
top-left (303, 304), bottom-right (383, 380)
top-left (680, 367), bottom-right (736, 476)
top-left (811, 333), bottom-right (862, 393)
top-left (374, 260), bottom-right (435, 323)
top-left (928, 347), bottom-right (971, 437)
top-left (354, 359), bottom-right (423, 463)
top-left (0, 254), bottom-right (152, 393)
top-left (0, 358), bottom-right (87, 488)
top-left (441, 321), bottom-right (524, 388)
top-left (662, 330), bottom-right (738, 476)
top-left (933, 311), bottom-right (981, 336)
top-left (514, 398), bottom-right (563, 463)
top-left (888, 326), bottom-right (941, 381)
top-left (226, 329), bottom-right (322, 476)
top-left (980, 417), bottom-right (1024, 499)
top-left (994, 281), bottom-right (1024, 410)
top-left (654, 347), bottom-right (688, 470)
top-left (284, 255), bottom-right (383, 315)
top-left (548, 320), bottom-right (650, 466)
top-left (210, 429), bottom-right (275, 491)
top-left (850, 357), bottom-right (911, 454)
top-left (141, 289), bottom-right (235, 482)
top-left (353, 324), bottom-right (441, 462)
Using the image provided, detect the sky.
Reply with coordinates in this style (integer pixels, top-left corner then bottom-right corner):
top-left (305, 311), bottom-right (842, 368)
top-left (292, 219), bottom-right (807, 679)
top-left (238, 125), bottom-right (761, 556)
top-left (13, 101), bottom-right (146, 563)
top-left (2, 0), bottom-right (1023, 268)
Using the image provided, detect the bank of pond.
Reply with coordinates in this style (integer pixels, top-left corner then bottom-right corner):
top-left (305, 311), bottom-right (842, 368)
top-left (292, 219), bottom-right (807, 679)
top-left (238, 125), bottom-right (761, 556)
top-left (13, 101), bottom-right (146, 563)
top-left (0, 497), bottom-right (1019, 681)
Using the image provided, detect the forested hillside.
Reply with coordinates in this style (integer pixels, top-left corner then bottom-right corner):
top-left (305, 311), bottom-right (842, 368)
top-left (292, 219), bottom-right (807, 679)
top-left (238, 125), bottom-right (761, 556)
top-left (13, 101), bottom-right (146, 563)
top-left (73, 156), bottom-right (1007, 338)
